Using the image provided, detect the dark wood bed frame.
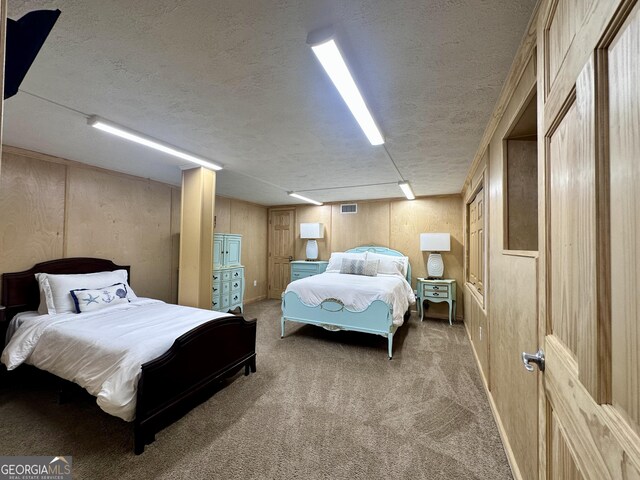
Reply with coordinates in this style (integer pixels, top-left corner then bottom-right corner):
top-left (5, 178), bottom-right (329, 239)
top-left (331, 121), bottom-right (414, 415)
top-left (0, 257), bottom-right (257, 454)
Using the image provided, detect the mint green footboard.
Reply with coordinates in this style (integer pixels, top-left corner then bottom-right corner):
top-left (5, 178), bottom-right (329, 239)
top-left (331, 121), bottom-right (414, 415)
top-left (281, 291), bottom-right (398, 358)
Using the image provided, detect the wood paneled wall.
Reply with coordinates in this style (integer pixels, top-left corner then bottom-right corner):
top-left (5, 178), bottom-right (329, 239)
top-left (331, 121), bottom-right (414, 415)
top-left (272, 195), bottom-right (464, 319)
top-left (0, 146), bottom-right (180, 302)
top-left (214, 196), bottom-right (268, 304)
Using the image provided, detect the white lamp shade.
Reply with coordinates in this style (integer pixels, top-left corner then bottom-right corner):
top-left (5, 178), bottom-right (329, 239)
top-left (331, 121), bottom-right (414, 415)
top-left (300, 223), bottom-right (324, 239)
top-left (420, 233), bottom-right (451, 252)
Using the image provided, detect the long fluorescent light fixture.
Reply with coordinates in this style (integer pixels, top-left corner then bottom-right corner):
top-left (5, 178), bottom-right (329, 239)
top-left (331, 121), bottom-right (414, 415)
top-left (307, 28), bottom-right (384, 146)
top-left (398, 181), bottom-right (415, 200)
top-left (88, 116), bottom-right (222, 171)
top-left (289, 192), bottom-right (323, 206)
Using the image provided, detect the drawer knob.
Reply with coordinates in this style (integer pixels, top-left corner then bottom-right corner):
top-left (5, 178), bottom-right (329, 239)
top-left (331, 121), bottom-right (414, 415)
top-left (433, 292), bottom-right (439, 296)
top-left (433, 286), bottom-right (439, 290)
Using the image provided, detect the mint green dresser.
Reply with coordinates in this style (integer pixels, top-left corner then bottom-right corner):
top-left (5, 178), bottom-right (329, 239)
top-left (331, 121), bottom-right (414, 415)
top-left (212, 233), bottom-right (244, 313)
top-left (290, 261), bottom-right (328, 282)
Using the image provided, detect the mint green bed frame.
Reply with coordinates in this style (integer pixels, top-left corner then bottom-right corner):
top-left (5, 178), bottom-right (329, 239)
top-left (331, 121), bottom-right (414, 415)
top-left (280, 246), bottom-right (411, 359)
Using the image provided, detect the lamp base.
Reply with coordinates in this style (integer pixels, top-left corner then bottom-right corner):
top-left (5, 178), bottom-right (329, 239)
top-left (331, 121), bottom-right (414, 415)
top-left (305, 239), bottom-right (318, 261)
top-left (427, 252), bottom-right (444, 278)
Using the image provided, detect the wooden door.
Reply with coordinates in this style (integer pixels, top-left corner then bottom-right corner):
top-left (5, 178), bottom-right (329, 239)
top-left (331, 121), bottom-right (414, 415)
top-left (539, 1), bottom-right (640, 477)
top-left (268, 209), bottom-right (295, 299)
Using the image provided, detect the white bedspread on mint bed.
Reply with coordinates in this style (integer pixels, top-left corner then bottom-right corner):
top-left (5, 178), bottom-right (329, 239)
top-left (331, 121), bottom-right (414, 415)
top-left (284, 272), bottom-right (415, 325)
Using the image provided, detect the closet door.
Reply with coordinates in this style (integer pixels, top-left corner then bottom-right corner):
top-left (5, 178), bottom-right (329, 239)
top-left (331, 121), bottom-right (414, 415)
top-left (224, 235), bottom-right (242, 267)
top-left (539, 0), bottom-right (640, 477)
top-left (213, 235), bottom-right (224, 269)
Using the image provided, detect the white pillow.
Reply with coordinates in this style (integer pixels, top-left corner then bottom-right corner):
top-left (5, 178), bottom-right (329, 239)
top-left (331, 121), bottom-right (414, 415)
top-left (365, 252), bottom-right (408, 277)
top-left (35, 269), bottom-right (137, 315)
top-left (35, 273), bottom-right (51, 315)
top-left (326, 252), bottom-right (366, 272)
top-left (71, 283), bottom-right (129, 313)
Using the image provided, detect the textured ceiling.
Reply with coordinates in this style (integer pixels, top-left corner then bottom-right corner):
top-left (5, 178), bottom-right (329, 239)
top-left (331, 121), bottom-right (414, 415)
top-left (5, 0), bottom-right (536, 205)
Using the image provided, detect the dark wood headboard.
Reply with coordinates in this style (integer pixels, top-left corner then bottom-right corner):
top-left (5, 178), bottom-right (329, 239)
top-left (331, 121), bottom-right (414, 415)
top-left (2, 257), bottom-right (130, 322)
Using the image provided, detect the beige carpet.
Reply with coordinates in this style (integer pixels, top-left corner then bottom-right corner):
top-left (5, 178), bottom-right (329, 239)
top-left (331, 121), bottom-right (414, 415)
top-left (0, 300), bottom-right (511, 479)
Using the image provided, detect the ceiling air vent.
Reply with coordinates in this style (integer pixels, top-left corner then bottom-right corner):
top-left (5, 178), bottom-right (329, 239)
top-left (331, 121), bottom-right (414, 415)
top-left (340, 203), bottom-right (357, 214)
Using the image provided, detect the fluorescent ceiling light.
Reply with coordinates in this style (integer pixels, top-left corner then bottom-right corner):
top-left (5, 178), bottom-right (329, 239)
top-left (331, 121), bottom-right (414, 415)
top-left (308, 32), bottom-right (384, 146)
top-left (88, 116), bottom-right (222, 171)
top-left (289, 192), bottom-right (323, 206)
top-left (398, 181), bottom-right (415, 200)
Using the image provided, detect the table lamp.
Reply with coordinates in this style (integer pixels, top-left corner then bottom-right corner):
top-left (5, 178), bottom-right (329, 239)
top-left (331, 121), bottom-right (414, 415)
top-left (420, 233), bottom-right (451, 278)
top-left (300, 223), bottom-right (324, 260)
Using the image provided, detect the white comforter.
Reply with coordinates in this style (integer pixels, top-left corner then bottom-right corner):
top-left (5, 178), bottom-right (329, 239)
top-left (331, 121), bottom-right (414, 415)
top-left (1, 299), bottom-right (231, 421)
top-left (285, 272), bottom-right (415, 325)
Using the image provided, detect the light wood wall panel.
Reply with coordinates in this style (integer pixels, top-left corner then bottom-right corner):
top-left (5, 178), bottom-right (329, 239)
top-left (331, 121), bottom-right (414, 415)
top-left (214, 196), bottom-right (231, 233)
top-left (487, 55), bottom-right (539, 480)
top-left (66, 166), bottom-right (174, 301)
top-left (294, 205), bottom-right (332, 261)
top-left (464, 285), bottom-right (489, 380)
top-left (390, 197), bottom-right (464, 318)
top-left (330, 201), bottom-right (390, 253)
top-left (0, 147), bottom-right (179, 303)
top-left (170, 187), bottom-right (181, 304)
top-left (228, 199), bottom-right (268, 303)
top-left (609, 5), bottom-right (640, 434)
top-left (0, 152), bottom-right (66, 282)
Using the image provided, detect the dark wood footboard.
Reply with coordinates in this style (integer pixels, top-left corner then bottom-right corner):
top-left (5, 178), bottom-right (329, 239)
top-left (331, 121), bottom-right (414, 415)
top-left (134, 314), bottom-right (257, 454)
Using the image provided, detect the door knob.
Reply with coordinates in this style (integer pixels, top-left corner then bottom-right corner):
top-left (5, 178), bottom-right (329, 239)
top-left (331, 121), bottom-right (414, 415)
top-left (522, 348), bottom-right (545, 372)
top-left (288, 256), bottom-right (294, 261)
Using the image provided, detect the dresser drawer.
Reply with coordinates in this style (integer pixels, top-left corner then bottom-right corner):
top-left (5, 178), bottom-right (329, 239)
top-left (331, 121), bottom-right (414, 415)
top-left (425, 290), bottom-right (448, 299)
top-left (423, 284), bottom-right (449, 295)
top-left (211, 296), bottom-right (221, 310)
top-left (231, 279), bottom-right (242, 292)
top-left (212, 283), bottom-right (222, 296)
top-left (221, 271), bottom-right (231, 281)
top-left (230, 291), bottom-right (241, 305)
top-left (231, 268), bottom-right (243, 280)
top-left (221, 293), bottom-right (230, 309)
top-left (222, 282), bottom-right (230, 295)
top-left (212, 272), bottom-right (222, 282)
top-left (292, 262), bottom-right (320, 273)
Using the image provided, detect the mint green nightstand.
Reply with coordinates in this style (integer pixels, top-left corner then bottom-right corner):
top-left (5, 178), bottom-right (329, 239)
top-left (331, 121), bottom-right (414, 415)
top-left (290, 261), bottom-right (328, 282)
top-left (416, 278), bottom-right (457, 325)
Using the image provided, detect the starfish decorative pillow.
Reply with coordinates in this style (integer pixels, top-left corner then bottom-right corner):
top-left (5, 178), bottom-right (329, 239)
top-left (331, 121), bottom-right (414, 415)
top-left (70, 283), bottom-right (129, 313)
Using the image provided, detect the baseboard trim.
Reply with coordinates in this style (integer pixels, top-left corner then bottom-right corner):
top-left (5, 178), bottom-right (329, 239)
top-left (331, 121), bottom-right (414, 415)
top-left (244, 295), bottom-right (267, 305)
top-left (410, 309), bottom-right (463, 322)
top-left (464, 321), bottom-right (524, 480)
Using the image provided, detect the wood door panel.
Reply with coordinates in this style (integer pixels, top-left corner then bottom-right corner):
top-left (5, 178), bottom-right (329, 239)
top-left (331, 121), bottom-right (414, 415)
top-left (548, 57), bottom-right (600, 396)
top-left (268, 209), bottom-right (294, 299)
top-left (545, 336), bottom-right (640, 479)
top-left (550, 407), bottom-right (584, 479)
top-left (609, 3), bottom-right (640, 435)
top-left (545, 0), bottom-right (594, 92)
